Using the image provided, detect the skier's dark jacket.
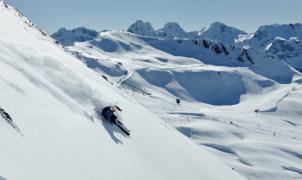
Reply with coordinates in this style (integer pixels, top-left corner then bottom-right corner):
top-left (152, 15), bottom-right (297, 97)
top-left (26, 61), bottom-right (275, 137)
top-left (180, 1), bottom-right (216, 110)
top-left (101, 106), bottom-right (117, 123)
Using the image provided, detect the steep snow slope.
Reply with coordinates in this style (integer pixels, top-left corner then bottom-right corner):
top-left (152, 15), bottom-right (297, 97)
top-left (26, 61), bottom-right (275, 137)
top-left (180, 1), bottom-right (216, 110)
top-left (0, 2), bottom-right (247, 180)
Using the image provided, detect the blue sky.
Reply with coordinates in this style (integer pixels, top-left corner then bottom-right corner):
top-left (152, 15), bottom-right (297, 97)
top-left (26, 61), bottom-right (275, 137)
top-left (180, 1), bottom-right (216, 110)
top-left (5, 0), bottom-right (302, 33)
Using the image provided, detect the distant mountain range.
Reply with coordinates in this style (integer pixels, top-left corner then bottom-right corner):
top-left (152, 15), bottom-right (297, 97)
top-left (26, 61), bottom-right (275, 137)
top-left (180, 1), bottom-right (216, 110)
top-left (52, 20), bottom-right (302, 73)
top-left (128, 20), bottom-right (247, 44)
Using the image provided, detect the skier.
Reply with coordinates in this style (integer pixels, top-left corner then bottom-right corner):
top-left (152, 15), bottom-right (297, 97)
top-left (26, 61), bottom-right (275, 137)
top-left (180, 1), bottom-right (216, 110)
top-left (101, 105), bottom-right (130, 136)
top-left (101, 105), bottom-right (121, 124)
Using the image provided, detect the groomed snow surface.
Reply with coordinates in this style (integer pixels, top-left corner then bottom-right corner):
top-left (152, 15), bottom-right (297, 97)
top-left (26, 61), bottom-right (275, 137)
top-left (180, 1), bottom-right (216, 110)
top-left (0, 2), bottom-right (246, 180)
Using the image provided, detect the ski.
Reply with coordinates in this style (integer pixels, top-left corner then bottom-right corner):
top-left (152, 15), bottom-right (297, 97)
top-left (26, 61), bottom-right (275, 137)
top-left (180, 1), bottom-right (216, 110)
top-left (116, 120), bottom-right (130, 136)
top-left (94, 115), bottom-right (130, 136)
top-left (0, 108), bottom-right (23, 136)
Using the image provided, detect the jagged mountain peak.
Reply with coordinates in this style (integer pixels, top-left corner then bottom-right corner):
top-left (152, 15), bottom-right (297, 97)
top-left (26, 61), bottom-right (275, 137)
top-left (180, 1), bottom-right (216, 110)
top-left (157, 22), bottom-right (189, 39)
top-left (127, 20), bottom-right (189, 39)
top-left (127, 20), bottom-right (156, 37)
top-left (199, 21), bottom-right (248, 44)
top-left (127, 20), bottom-right (247, 42)
top-left (206, 21), bottom-right (246, 34)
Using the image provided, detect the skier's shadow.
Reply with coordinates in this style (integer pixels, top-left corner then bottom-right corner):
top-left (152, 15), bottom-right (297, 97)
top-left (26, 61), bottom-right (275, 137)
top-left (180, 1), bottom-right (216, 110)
top-left (101, 121), bottom-right (124, 144)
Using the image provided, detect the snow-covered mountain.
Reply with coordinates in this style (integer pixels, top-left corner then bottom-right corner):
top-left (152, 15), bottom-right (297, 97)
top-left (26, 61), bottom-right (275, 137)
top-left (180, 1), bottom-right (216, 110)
top-left (127, 21), bottom-right (189, 39)
top-left (234, 23), bottom-right (302, 72)
top-left (59, 28), bottom-right (298, 85)
top-left (198, 22), bottom-right (248, 44)
top-left (0, 2), bottom-right (248, 180)
top-left (266, 37), bottom-right (302, 72)
top-left (238, 23), bottom-right (302, 48)
top-left (52, 27), bottom-right (98, 46)
top-left (127, 20), bottom-right (156, 37)
top-left (157, 22), bottom-right (190, 39)
top-left (142, 34), bottom-right (298, 84)
top-left (127, 20), bottom-right (247, 43)
top-left (61, 30), bottom-right (300, 102)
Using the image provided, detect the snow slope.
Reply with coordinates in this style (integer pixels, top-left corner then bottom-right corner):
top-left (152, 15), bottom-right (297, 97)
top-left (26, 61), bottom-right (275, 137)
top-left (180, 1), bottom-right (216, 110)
top-left (0, 2), bottom-right (246, 180)
top-left (65, 30), bottom-right (203, 81)
top-left (123, 66), bottom-right (276, 105)
top-left (52, 23), bottom-right (302, 180)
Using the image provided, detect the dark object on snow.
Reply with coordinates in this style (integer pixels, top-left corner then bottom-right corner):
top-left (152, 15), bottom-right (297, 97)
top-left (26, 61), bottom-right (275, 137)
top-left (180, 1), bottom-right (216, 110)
top-left (102, 75), bottom-right (109, 81)
top-left (176, 98), bottom-right (181, 105)
top-left (101, 105), bottom-right (130, 136)
top-left (0, 107), bottom-right (12, 122)
top-left (102, 106), bottom-right (119, 123)
top-left (0, 107), bottom-right (23, 135)
top-left (115, 120), bottom-right (130, 136)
